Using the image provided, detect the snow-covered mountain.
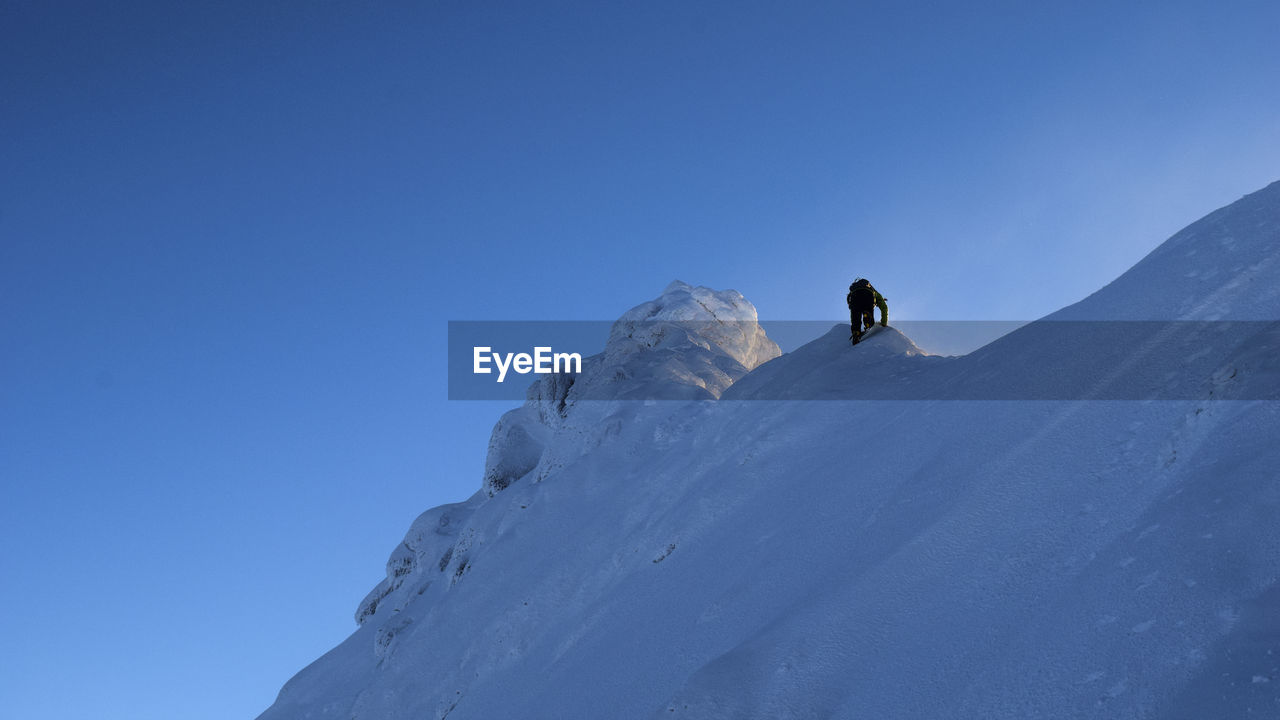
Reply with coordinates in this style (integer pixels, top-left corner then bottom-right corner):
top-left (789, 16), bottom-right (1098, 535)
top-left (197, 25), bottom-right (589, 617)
top-left (259, 182), bottom-right (1280, 720)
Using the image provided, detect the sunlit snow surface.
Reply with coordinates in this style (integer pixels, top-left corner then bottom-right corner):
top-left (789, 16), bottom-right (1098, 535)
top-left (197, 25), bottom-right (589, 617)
top-left (260, 183), bottom-right (1280, 720)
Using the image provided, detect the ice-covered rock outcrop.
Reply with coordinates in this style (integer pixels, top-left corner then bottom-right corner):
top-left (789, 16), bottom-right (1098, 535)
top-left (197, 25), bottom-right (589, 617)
top-left (480, 280), bottom-right (778, 497)
top-left (606, 280), bottom-right (782, 381)
top-left (355, 281), bottom-right (779, 626)
top-left (354, 496), bottom-right (483, 625)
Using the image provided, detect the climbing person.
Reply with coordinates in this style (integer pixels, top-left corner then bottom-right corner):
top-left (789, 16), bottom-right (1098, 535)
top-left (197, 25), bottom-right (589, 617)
top-left (846, 278), bottom-right (888, 345)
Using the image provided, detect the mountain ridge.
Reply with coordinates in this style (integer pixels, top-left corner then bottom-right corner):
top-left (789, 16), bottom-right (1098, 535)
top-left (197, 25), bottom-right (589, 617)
top-left (259, 181), bottom-right (1280, 720)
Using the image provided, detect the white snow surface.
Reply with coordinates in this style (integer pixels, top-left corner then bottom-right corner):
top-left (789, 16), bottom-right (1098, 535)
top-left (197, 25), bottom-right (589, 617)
top-left (262, 183), bottom-right (1280, 720)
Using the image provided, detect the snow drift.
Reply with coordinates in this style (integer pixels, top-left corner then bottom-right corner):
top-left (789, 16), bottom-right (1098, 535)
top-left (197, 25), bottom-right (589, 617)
top-left (259, 182), bottom-right (1280, 720)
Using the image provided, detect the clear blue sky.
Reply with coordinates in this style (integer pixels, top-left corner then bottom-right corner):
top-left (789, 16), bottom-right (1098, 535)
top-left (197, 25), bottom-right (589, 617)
top-left (2, 2), bottom-right (1278, 718)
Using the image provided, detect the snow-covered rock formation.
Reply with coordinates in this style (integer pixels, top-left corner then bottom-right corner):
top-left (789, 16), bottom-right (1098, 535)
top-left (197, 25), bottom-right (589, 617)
top-left (480, 280), bottom-right (778, 495)
top-left (356, 281), bottom-right (779, 626)
top-left (260, 182), bottom-right (1280, 720)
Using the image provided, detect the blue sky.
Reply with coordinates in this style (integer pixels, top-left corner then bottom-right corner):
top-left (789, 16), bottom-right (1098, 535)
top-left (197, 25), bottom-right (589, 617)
top-left (2, 2), bottom-right (1279, 718)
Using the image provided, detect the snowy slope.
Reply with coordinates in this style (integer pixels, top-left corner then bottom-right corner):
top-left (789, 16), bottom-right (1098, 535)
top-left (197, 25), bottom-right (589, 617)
top-left (259, 184), bottom-right (1280, 720)
top-left (1052, 180), bottom-right (1280, 321)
